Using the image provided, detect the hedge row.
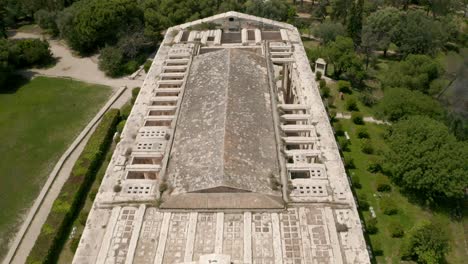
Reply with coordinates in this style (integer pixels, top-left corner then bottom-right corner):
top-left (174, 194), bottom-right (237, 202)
top-left (27, 109), bottom-right (120, 264)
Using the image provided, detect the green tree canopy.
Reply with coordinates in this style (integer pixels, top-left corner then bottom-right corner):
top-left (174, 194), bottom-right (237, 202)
top-left (63, 0), bottom-right (144, 54)
top-left (314, 21), bottom-right (346, 44)
top-left (385, 116), bottom-right (468, 203)
top-left (362, 7), bottom-right (400, 56)
top-left (393, 10), bottom-right (447, 55)
top-left (378, 88), bottom-right (444, 121)
top-left (380, 54), bottom-right (441, 94)
top-left (325, 36), bottom-right (365, 85)
top-left (401, 221), bottom-right (450, 264)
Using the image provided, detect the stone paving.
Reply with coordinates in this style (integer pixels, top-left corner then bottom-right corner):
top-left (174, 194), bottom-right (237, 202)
top-left (134, 208), bottom-right (163, 264)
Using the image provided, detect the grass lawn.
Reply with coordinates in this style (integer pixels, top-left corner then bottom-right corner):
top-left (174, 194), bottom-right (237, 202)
top-left (335, 119), bottom-right (467, 263)
top-left (0, 76), bottom-right (111, 258)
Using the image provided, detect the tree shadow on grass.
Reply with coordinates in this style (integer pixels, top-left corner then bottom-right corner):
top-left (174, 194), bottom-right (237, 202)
top-left (0, 74), bottom-right (31, 94)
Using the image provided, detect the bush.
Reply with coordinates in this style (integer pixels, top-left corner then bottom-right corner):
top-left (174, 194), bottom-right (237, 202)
top-left (377, 183), bottom-right (392, 192)
top-left (113, 184), bottom-right (122, 192)
top-left (358, 197), bottom-right (370, 211)
top-left (27, 109), bottom-right (120, 264)
top-left (120, 103), bottom-right (132, 120)
top-left (131, 87), bottom-right (141, 104)
top-left (144, 59), bottom-right (152, 73)
top-left (10, 39), bottom-right (53, 68)
top-left (372, 240), bottom-right (384, 256)
top-left (123, 60), bottom-right (139, 75)
top-left (367, 161), bottom-right (382, 173)
top-left (334, 122), bottom-right (344, 136)
top-left (346, 98), bottom-right (359, 111)
top-left (366, 218), bottom-right (378, 234)
top-left (359, 93), bottom-right (377, 107)
top-left (337, 80), bottom-right (352, 94)
top-left (315, 71), bottom-right (322, 80)
top-left (351, 175), bottom-right (361, 189)
top-left (321, 86), bottom-right (330, 98)
top-left (390, 222), bottom-right (404, 238)
top-left (116, 120), bottom-right (126, 133)
top-left (88, 188), bottom-right (98, 201)
top-left (380, 196), bottom-right (398, 215)
top-left (319, 79), bottom-right (326, 89)
top-left (98, 46), bottom-right (124, 77)
top-left (159, 182), bottom-right (168, 194)
top-left (34, 10), bottom-right (58, 35)
top-left (338, 137), bottom-right (350, 152)
top-left (69, 237), bottom-right (80, 253)
top-left (352, 113), bottom-right (364, 125)
top-left (361, 139), bottom-right (374, 154)
top-left (345, 158), bottom-right (355, 169)
top-left (357, 128), bottom-right (369, 139)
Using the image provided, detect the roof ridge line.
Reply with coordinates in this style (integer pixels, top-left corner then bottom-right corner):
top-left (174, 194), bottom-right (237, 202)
top-left (221, 49), bottom-right (231, 187)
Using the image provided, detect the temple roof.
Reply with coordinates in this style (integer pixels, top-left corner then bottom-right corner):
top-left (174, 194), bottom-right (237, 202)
top-left (164, 48), bottom-right (283, 209)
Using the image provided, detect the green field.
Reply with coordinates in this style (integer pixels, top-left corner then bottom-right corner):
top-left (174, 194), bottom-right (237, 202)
top-left (0, 77), bottom-right (111, 258)
top-left (335, 118), bottom-right (467, 263)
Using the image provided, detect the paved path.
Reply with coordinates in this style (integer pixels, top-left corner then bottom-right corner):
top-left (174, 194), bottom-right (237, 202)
top-left (9, 31), bottom-right (145, 88)
top-left (335, 112), bottom-right (391, 125)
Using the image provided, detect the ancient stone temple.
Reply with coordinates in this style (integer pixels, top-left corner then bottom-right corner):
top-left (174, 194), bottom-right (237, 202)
top-left (73, 12), bottom-right (370, 264)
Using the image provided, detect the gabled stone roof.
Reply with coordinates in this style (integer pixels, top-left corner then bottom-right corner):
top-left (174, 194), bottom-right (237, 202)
top-left (164, 49), bottom-right (283, 208)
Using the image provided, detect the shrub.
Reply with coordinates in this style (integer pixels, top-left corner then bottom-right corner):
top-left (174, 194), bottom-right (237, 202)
top-left (120, 103), bottom-right (132, 120)
top-left (336, 223), bottom-right (348, 232)
top-left (69, 237), bottom-right (80, 253)
top-left (78, 211), bottom-right (88, 226)
top-left (361, 139), bottom-right (374, 154)
top-left (345, 158), bottom-right (356, 169)
top-left (98, 46), bottom-right (124, 77)
top-left (116, 120), bottom-right (126, 133)
top-left (372, 240), bottom-right (384, 256)
top-left (321, 86), bottom-right (330, 98)
top-left (144, 59), bottom-right (152, 73)
top-left (88, 188), bottom-right (98, 201)
top-left (9, 39), bottom-right (53, 68)
top-left (131, 87), bottom-right (140, 104)
top-left (319, 79), bottom-right (326, 89)
top-left (315, 71), bottom-right (322, 80)
top-left (123, 60), bottom-right (139, 74)
top-left (337, 80), bottom-right (352, 94)
top-left (359, 93), bottom-right (377, 107)
top-left (366, 218), bottom-right (378, 234)
top-left (358, 197), bottom-right (370, 211)
top-left (390, 222), bottom-right (404, 238)
top-left (159, 182), bottom-right (168, 194)
top-left (352, 113), bottom-right (364, 125)
top-left (346, 98), bottom-right (359, 111)
top-left (34, 10), bottom-right (58, 35)
top-left (351, 175), bottom-right (361, 189)
top-left (26, 109), bottom-right (120, 264)
top-left (380, 196), bottom-right (398, 215)
top-left (377, 183), bottom-right (392, 192)
top-left (367, 162), bottom-right (382, 173)
top-left (338, 137), bottom-right (350, 152)
top-left (357, 128), bottom-right (369, 139)
top-left (334, 122), bottom-right (344, 136)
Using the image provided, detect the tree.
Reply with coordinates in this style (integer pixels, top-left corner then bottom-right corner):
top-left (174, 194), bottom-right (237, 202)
top-left (98, 45), bottom-right (124, 77)
top-left (330, 0), bottom-right (353, 24)
top-left (380, 55), bottom-right (441, 94)
top-left (378, 88), bottom-right (444, 121)
top-left (8, 38), bottom-right (52, 67)
top-left (347, 0), bottom-right (364, 46)
top-left (385, 116), bottom-right (468, 203)
top-left (244, 0), bottom-right (295, 22)
top-left (63, 0), bottom-right (144, 54)
top-left (421, 0), bottom-right (458, 18)
top-left (401, 221), bottom-right (450, 263)
top-left (314, 21), bottom-right (346, 44)
top-left (362, 7), bottom-right (400, 56)
top-left (393, 10), bottom-right (447, 56)
top-left (325, 36), bottom-right (365, 85)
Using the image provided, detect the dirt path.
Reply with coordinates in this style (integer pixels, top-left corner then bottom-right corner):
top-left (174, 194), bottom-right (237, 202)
top-left (9, 31), bottom-right (145, 88)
